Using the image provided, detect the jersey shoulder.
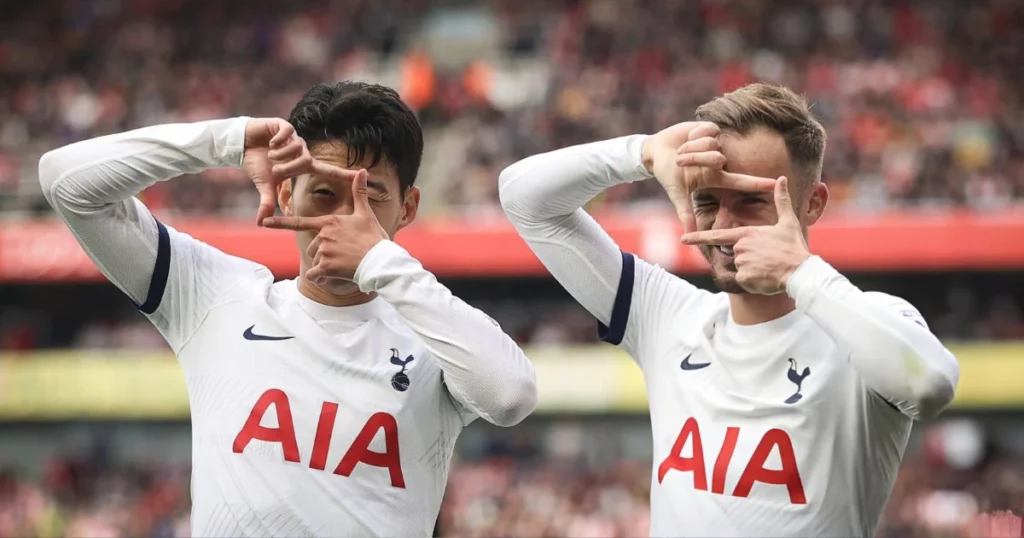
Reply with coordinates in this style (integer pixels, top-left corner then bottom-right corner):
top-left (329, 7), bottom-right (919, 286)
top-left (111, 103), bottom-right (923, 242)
top-left (147, 222), bottom-right (274, 350)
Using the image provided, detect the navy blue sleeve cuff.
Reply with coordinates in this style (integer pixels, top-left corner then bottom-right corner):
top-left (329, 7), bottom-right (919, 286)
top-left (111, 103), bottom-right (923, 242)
top-left (137, 219), bottom-right (170, 315)
top-left (597, 251), bottom-right (635, 346)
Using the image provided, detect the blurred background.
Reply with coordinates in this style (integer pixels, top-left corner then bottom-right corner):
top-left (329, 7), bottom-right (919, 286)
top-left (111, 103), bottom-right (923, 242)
top-left (1, 0), bottom-right (1024, 536)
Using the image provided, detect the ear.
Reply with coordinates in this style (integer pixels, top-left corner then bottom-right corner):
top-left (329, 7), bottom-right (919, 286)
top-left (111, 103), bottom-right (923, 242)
top-left (396, 186), bottom-right (421, 232)
top-left (277, 177), bottom-right (295, 217)
top-left (803, 181), bottom-right (829, 227)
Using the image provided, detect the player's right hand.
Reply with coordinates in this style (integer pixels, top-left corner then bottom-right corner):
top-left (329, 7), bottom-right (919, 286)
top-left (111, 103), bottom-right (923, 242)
top-left (243, 118), bottom-right (313, 226)
top-left (643, 121), bottom-right (775, 234)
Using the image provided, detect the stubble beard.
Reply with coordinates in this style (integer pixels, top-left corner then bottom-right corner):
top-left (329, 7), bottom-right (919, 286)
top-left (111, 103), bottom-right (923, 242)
top-left (700, 245), bottom-right (747, 295)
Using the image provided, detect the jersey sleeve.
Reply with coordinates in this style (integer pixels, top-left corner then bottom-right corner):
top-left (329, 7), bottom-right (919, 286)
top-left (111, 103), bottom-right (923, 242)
top-left (39, 119), bottom-right (267, 352)
top-left (787, 256), bottom-right (959, 419)
top-left (354, 240), bottom-right (537, 427)
top-left (498, 135), bottom-right (706, 370)
top-left (599, 253), bottom-right (709, 367)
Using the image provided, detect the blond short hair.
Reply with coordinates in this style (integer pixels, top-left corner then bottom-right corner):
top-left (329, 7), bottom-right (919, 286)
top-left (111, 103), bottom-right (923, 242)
top-left (695, 83), bottom-right (827, 187)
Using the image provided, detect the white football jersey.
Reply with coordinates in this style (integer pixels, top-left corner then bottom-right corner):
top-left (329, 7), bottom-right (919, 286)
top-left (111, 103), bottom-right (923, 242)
top-left (498, 134), bottom-right (957, 538)
top-left (161, 242), bottom-right (467, 535)
top-left (39, 118), bottom-right (537, 538)
top-left (602, 253), bottom-right (921, 537)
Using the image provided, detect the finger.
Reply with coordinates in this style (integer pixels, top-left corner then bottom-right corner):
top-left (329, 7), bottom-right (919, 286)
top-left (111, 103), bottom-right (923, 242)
top-left (262, 215), bottom-right (333, 231)
top-left (680, 227), bottom-right (749, 246)
top-left (662, 182), bottom-right (696, 235)
top-left (305, 234), bottom-right (321, 260)
top-left (309, 160), bottom-right (363, 181)
top-left (677, 151), bottom-right (727, 169)
top-left (774, 176), bottom-right (799, 225)
top-left (268, 140), bottom-right (304, 162)
top-left (305, 264), bottom-right (326, 284)
top-left (350, 169), bottom-right (371, 215)
top-left (687, 121), bottom-right (720, 141)
top-left (678, 136), bottom-right (720, 154)
top-left (255, 184), bottom-right (277, 226)
top-left (271, 153), bottom-right (313, 179)
top-left (696, 170), bottom-right (777, 192)
top-left (269, 122), bottom-right (295, 149)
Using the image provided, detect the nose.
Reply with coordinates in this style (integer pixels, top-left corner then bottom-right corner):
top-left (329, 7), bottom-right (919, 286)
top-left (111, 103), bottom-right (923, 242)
top-left (332, 195), bottom-right (356, 217)
top-left (711, 205), bottom-right (738, 231)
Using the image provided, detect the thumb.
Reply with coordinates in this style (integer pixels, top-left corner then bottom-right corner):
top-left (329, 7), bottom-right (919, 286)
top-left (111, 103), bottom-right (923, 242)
top-left (351, 170), bottom-right (371, 214)
top-left (774, 176), bottom-right (798, 226)
top-left (255, 182), bottom-right (277, 226)
top-left (666, 185), bottom-right (697, 235)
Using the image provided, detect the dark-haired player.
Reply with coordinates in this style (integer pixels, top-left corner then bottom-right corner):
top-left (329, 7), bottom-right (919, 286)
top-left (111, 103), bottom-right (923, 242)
top-left (40, 81), bottom-right (537, 537)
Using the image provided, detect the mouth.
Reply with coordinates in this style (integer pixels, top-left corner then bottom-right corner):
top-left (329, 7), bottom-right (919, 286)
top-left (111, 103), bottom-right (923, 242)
top-left (716, 245), bottom-right (735, 257)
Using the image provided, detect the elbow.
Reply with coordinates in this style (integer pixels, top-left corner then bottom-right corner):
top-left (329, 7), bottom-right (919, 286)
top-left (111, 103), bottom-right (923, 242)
top-left (38, 150), bottom-right (64, 206)
top-left (496, 166), bottom-right (518, 214)
top-left (908, 352), bottom-right (960, 421)
top-left (485, 363), bottom-right (539, 427)
top-left (497, 165), bottom-right (532, 223)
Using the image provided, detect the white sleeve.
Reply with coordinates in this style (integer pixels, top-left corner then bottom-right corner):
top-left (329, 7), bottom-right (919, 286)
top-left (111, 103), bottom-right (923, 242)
top-left (38, 118), bottom-right (267, 352)
top-left (787, 256), bottom-right (960, 420)
top-left (354, 240), bottom-right (537, 427)
top-left (498, 135), bottom-right (706, 365)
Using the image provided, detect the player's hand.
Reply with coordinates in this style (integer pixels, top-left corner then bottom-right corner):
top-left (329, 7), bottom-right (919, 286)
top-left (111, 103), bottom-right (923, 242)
top-left (243, 118), bottom-right (313, 226)
top-left (261, 168), bottom-right (388, 282)
top-left (680, 176), bottom-right (810, 295)
top-left (643, 121), bottom-right (775, 234)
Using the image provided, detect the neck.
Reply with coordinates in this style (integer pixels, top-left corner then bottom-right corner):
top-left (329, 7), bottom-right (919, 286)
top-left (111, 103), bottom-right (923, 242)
top-left (297, 277), bottom-right (377, 307)
top-left (727, 292), bottom-right (796, 325)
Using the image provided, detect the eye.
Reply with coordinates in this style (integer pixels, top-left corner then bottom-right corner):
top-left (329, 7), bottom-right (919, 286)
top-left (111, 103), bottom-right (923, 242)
top-left (743, 197), bottom-right (768, 205)
top-left (313, 189), bottom-right (334, 197)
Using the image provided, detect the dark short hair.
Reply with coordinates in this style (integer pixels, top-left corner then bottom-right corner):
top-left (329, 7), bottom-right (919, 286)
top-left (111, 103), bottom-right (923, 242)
top-left (288, 81), bottom-right (423, 193)
top-left (695, 83), bottom-right (826, 188)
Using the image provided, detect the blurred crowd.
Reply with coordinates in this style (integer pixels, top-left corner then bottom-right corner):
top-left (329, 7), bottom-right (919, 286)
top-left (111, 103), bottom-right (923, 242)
top-left (443, 0), bottom-right (1024, 213)
top-left (0, 419), bottom-right (1020, 538)
top-left (2, 0), bottom-right (1024, 216)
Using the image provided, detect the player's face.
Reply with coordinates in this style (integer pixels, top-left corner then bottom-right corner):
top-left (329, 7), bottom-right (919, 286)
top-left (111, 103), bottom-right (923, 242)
top-left (693, 128), bottom-right (801, 294)
top-left (277, 143), bottom-right (420, 295)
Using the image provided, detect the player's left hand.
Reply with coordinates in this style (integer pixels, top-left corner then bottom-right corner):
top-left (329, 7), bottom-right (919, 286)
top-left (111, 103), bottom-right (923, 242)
top-left (261, 167), bottom-right (388, 282)
top-left (680, 176), bottom-right (811, 295)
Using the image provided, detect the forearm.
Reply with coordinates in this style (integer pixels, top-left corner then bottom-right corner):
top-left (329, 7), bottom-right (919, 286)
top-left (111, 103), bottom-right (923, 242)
top-left (498, 135), bottom-right (651, 222)
top-left (40, 118), bottom-right (248, 209)
top-left (354, 241), bottom-right (538, 426)
top-left (497, 135), bottom-right (652, 326)
top-left (38, 118), bottom-right (248, 305)
top-left (787, 256), bottom-right (959, 419)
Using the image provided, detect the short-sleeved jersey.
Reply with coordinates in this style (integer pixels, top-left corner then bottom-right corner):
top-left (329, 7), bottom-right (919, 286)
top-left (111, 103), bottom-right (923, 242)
top-left (601, 252), bottom-right (913, 537)
top-left (145, 223), bottom-right (472, 537)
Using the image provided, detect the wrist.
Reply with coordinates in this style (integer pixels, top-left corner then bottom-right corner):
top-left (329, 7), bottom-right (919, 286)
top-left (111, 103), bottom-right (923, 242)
top-left (223, 117), bottom-right (250, 168)
top-left (353, 240), bottom-right (406, 292)
top-left (785, 254), bottom-right (834, 308)
top-left (640, 136), bottom-right (656, 175)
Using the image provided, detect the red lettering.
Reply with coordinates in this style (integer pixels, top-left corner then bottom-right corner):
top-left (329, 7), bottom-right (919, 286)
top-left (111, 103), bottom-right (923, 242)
top-left (712, 426), bottom-right (739, 494)
top-left (233, 390), bottom-right (405, 488)
top-left (657, 417), bottom-right (707, 490)
top-left (334, 412), bottom-right (405, 488)
top-left (733, 428), bottom-right (806, 504)
top-left (309, 402), bottom-right (339, 471)
top-left (232, 389), bottom-right (300, 463)
top-left (659, 419), bottom-right (806, 504)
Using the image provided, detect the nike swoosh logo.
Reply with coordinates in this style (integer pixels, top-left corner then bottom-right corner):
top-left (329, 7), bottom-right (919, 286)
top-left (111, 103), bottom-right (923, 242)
top-left (680, 353), bottom-right (710, 371)
top-left (243, 325), bottom-right (294, 341)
